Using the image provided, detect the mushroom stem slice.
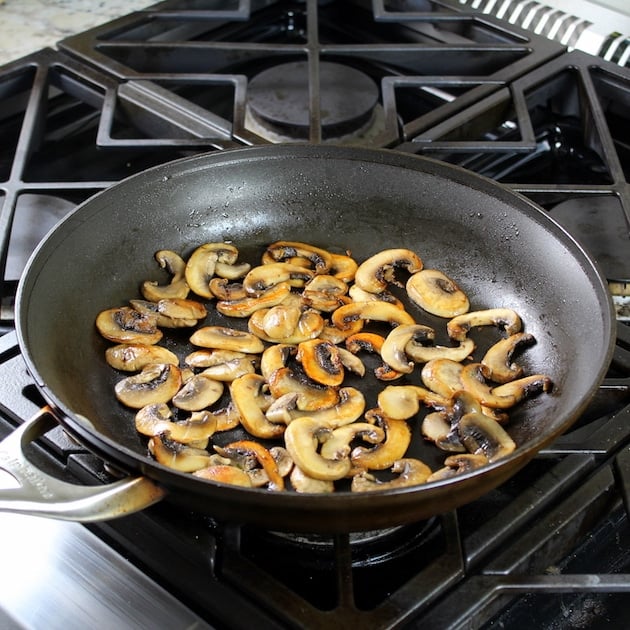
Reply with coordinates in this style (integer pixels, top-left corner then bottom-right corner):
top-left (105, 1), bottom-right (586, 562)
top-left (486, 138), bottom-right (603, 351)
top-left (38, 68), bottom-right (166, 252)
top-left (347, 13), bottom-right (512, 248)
top-left (351, 458), bottom-right (433, 492)
top-left (354, 248), bottom-right (423, 294)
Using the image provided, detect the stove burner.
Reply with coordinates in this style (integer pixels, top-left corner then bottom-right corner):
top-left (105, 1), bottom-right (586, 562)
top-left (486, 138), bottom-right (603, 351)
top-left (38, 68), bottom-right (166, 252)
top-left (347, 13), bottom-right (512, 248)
top-left (247, 61), bottom-right (379, 141)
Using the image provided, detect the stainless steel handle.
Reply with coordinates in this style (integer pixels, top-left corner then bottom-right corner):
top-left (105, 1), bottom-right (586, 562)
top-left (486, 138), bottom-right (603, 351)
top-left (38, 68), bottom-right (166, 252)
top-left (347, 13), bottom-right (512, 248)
top-left (0, 406), bottom-right (166, 521)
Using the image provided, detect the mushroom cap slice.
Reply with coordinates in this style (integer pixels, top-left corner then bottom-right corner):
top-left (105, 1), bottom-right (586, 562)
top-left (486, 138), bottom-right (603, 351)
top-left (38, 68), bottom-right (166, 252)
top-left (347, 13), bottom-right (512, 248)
top-left (354, 248), bottom-right (423, 294)
top-left (319, 422), bottom-right (385, 461)
top-left (406, 269), bottom-right (469, 318)
top-left (380, 324), bottom-right (434, 374)
top-left (404, 337), bottom-right (475, 364)
top-left (284, 417), bottom-right (352, 481)
top-left (105, 343), bottom-right (179, 372)
top-left (421, 358), bottom-right (465, 398)
top-left (216, 282), bottom-right (292, 318)
top-left (114, 363), bottom-right (182, 409)
top-left (331, 300), bottom-right (415, 331)
top-left (242, 262), bottom-right (314, 294)
top-left (215, 440), bottom-right (285, 491)
top-left (96, 307), bottom-right (163, 345)
top-left (351, 458), bottom-right (433, 492)
top-left (296, 339), bottom-right (345, 386)
top-left (267, 367), bottom-right (340, 412)
top-left (172, 374), bottom-right (224, 411)
top-left (481, 332), bottom-right (536, 384)
top-left (447, 308), bottom-right (522, 342)
top-left (377, 384), bottom-right (449, 420)
top-left (264, 241), bottom-right (333, 274)
top-left (135, 404), bottom-right (218, 443)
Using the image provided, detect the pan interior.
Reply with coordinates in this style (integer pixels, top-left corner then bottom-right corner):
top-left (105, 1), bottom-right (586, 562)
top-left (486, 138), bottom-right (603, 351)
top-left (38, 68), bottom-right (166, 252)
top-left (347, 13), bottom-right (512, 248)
top-left (16, 146), bottom-right (613, 476)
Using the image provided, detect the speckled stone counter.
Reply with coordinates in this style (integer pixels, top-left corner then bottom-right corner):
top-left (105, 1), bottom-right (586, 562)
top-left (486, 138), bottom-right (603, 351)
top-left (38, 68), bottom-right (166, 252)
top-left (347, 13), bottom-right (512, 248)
top-left (0, 0), bottom-right (153, 65)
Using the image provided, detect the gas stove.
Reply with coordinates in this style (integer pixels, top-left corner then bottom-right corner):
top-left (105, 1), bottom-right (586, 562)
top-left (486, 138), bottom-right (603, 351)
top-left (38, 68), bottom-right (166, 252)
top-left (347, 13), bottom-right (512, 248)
top-left (1, 2), bottom-right (629, 628)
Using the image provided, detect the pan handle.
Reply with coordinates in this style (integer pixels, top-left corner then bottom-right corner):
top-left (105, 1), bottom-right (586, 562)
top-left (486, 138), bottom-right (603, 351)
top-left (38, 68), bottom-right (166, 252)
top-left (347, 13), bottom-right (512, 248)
top-left (0, 406), bottom-right (166, 521)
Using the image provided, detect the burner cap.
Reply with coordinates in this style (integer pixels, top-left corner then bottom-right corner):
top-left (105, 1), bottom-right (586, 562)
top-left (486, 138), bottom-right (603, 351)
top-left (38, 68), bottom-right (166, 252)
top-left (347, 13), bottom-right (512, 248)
top-left (247, 61), bottom-right (378, 140)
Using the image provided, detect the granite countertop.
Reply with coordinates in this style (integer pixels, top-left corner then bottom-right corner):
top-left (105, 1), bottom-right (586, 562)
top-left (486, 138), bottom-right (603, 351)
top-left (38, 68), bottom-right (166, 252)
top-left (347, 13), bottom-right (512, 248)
top-left (0, 0), bottom-right (154, 65)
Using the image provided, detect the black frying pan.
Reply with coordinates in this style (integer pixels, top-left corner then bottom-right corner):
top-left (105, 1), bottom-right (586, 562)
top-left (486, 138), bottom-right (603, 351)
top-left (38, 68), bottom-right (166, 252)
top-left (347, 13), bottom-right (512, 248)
top-left (14, 145), bottom-right (615, 532)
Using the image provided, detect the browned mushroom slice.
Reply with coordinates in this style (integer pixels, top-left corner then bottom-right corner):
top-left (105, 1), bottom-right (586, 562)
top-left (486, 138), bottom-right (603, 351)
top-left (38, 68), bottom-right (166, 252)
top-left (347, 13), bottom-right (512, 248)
top-left (481, 332), bottom-right (536, 384)
top-left (156, 297), bottom-right (207, 321)
top-left (259, 304), bottom-right (302, 339)
top-left (208, 278), bottom-right (248, 301)
top-left (421, 411), bottom-right (466, 452)
top-left (377, 385), bottom-right (449, 420)
top-left (214, 260), bottom-right (251, 280)
top-left (406, 269), bottom-right (469, 318)
top-left (172, 374), bottom-right (224, 411)
top-left (351, 458), bottom-right (433, 492)
top-left (492, 373), bottom-right (553, 402)
top-left (141, 250), bottom-right (190, 301)
top-left (114, 363), bottom-right (182, 409)
top-left (421, 358), bottom-right (465, 398)
top-left (105, 343), bottom-right (179, 372)
top-left (380, 324), bottom-right (435, 374)
top-left (200, 356), bottom-right (258, 382)
top-left (447, 308), bottom-right (522, 342)
top-left (426, 453), bottom-right (489, 482)
top-left (229, 374), bottom-right (285, 439)
top-left (284, 417), bottom-right (351, 481)
top-left (460, 363), bottom-right (518, 409)
top-left (265, 241), bottom-right (333, 274)
top-left (130, 299), bottom-right (198, 329)
top-left (331, 300), bottom-right (415, 331)
top-left (457, 412), bottom-right (516, 462)
top-left (404, 336), bottom-right (475, 364)
top-left (348, 285), bottom-right (405, 309)
top-left (345, 332), bottom-right (403, 381)
top-left (297, 339), bottom-right (344, 386)
top-left (354, 248), bottom-right (423, 294)
top-left (148, 433), bottom-right (213, 472)
top-left (215, 440), bottom-right (285, 491)
top-left (336, 347), bottom-right (366, 377)
top-left (242, 262), bottom-right (315, 294)
top-left (302, 274), bottom-right (350, 312)
top-left (259, 343), bottom-right (296, 381)
top-left (135, 403), bottom-right (218, 443)
top-left (96, 306), bottom-right (163, 345)
top-left (319, 422), bottom-right (385, 461)
top-left (216, 282), bottom-right (291, 318)
top-left (193, 465), bottom-right (253, 487)
top-left (350, 409), bottom-right (412, 471)
top-left (185, 243), bottom-right (239, 299)
top-left (190, 326), bottom-right (265, 354)
top-left (210, 401), bottom-right (242, 432)
top-left (268, 367), bottom-right (340, 412)
top-left (266, 386), bottom-right (366, 428)
top-left (248, 308), bottom-right (325, 344)
top-left (290, 465), bottom-right (335, 493)
top-left (329, 252), bottom-right (358, 283)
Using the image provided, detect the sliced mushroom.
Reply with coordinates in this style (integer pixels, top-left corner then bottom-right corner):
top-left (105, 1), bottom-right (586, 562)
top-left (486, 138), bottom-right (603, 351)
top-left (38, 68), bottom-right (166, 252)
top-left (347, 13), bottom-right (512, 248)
top-left (259, 304), bottom-right (302, 339)
top-left (229, 374), bottom-right (285, 439)
top-left (210, 401), bottom-right (242, 432)
top-left (243, 262), bottom-right (314, 294)
top-left (185, 243), bottom-right (239, 299)
top-left (350, 409), bottom-right (412, 471)
top-left (426, 453), bottom-right (489, 482)
top-left (481, 332), bottom-right (536, 384)
top-left (329, 252), bottom-right (358, 283)
top-left (354, 248), bottom-right (423, 294)
top-left (290, 465), bottom-right (335, 493)
top-left (96, 306), bottom-right (163, 345)
top-left (404, 337), bottom-right (475, 364)
top-left (129, 299), bottom-right (197, 329)
top-left (336, 347), bottom-right (366, 377)
top-left (214, 260), bottom-right (251, 280)
top-left (135, 403), bottom-right (218, 443)
top-left (240, 446), bottom-right (293, 488)
top-left (447, 308), bottom-right (522, 342)
top-left (296, 339), bottom-right (344, 386)
top-left (380, 324), bottom-right (435, 374)
top-left (105, 343), bottom-right (179, 372)
top-left (190, 326), bottom-right (265, 354)
top-left (114, 363), bottom-right (182, 409)
top-left (302, 274), bottom-right (350, 312)
top-left (200, 356), bottom-right (258, 381)
top-left (459, 363), bottom-right (517, 409)
top-left (377, 385), bottom-right (450, 420)
top-left (172, 374), bottom-right (224, 411)
top-left (141, 250), bottom-right (190, 301)
top-left (265, 241), bottom-right (333, 274)
top-left (421, 411), bottom-right (466, 452)
top-left (351, 458), bottom-right (433, 492)
top-left (193, 465), bottom-right (253, 487)
top-left (421, 358), bottom-right (465, 398)
top-left (208, 278), bottom-right (248, 301)
top-left (259, 343), bottom-right (297, 381)
top-left (185, 349), bottom-right (247, 368)
top-left (216, 282), bottom-right (291, 318)
top-left (348, 285), bottom-right (405, 309)
top-left (406, 269), bottom-right (469, 318)
top-left (248, 308), bottom-right (325, 344)
top-left (457, 411), bottom-right (516, 461)
top-left (492, 373), bottom-right (553, 402)
top-left (320, 422), bottom-right (386, 461)
top-left (214, 440), bottom-right (285, 491)
top-left (148, 433), bottom-right (213, 472)
top-left (266, 386), bottom-right (366, 428)
top-left (267, 367), bottom-right (340, 412)
top-left (284, 417), bottom-right (351, 481)
top-left (344, 332), bottom-right (402, 381)
top-left (156, 297), bottom-right (207, 321)
top-left (331, 300), bottom-right (415, 331)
